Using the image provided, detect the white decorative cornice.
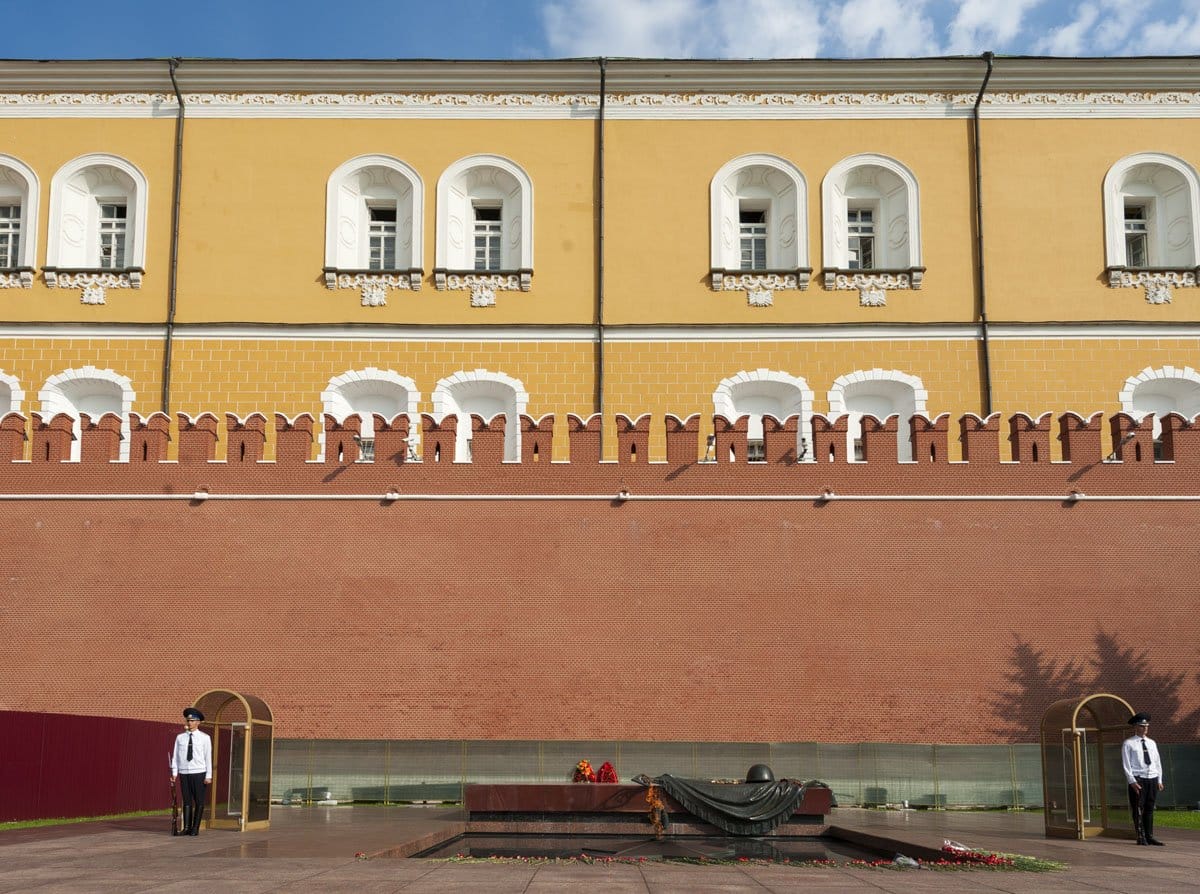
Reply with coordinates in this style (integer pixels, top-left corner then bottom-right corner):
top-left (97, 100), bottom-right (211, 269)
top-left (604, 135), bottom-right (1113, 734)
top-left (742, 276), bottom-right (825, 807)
top-left (1108, 269), bottom-right (1198, 305)
top-left (0, 271), bottom-right (33, 289)
top-left (711, 272), bottom-right (809, 308)
top-left (43, 270), bottom-right (141, 305)
top-left (825, 271), bottom-right (922, 307)
top-left (324, 271), bottom-right (421, 307)
top-left (3, 89), bottom-right (1200, 119)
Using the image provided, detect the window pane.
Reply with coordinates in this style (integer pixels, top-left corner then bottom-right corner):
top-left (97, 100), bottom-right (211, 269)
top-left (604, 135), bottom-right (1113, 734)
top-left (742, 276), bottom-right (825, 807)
top-left (98, 202), bottom-right (128, 269)
top-left (368, 205), bottom-right (397, 270)
top-left (0, 204), bottom-right (18, 268)
top-left (473, 206), bottom-right (502, 271)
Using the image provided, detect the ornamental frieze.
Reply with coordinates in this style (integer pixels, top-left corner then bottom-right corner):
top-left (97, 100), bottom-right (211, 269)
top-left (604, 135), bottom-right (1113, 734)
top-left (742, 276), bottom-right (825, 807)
top-left (324, 271), bottom-right (421, 307)
top-left (43, 270), bottom-right (141, 305)
top-left (0, 270), bottom-right (33, 289)
top-left (711, 272), bottom-right (809, 308)
top-left (1108, 269), bottom-right (1198, 305)
top-left (825, 271), bottom-right (922, 307)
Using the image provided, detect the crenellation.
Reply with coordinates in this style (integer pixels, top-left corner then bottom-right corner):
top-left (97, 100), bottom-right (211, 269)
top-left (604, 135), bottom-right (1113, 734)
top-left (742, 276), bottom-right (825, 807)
top-left (0, 410), bottom-right (1194, 477)
top-left (421, 413), bottom-right (456, 463)
top-left (323, 413), bottom-right (362, 464)
top-left (129, 412), bottom-right (171, 463)
top-left (0, 412), bottom-right (27, 462)
top-left (910, 413), bottom-right (949, 464)
top-left (1109, 412), bottom-right (1156, 463)
top-left (861, 414), bottom-right (900, 464)
top-left (761, 413), bottom-right (799, 464)
top-left (79, 412), bottom-right (123, 463)
top-left (568, 413), bottom-right (602, 465)
top-left (1008, 412), bottom-right (1052, 464)
top-left (959, 413), bottom-right (1001, 464)
top-left (225, 413), bottom-right (267, 464)
top-left (274, 413), bottom-right (315, 463)
top-left (810, 414), bottom-right (849, 464)
top-left (519, 413), bottom-right (554, 464)
top-left (371, 413), bottom-right (412, 467)
top-left (1058, 412), bottom-right (1104, 465)
top-left (713, 414), bottom-right (749, 464)
top-left (615, 414), bottom-right (650, 464)
top-left (30, 413), bottom-right (74, 463)
top-left (469, 413), bottom-right (507, 465)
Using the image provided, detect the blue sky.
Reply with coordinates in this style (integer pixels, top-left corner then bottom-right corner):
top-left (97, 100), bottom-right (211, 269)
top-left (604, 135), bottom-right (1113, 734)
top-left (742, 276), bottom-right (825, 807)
top-left (8, 0), bottom-right (1200, 59)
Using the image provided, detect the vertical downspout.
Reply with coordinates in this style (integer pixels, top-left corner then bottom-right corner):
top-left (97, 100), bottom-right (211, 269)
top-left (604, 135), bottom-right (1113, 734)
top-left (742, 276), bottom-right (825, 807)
top-left (595, 58), bottom-right (607, 419)
top-left (161, 58), bottom-right (185, 413)
top-left (973, 52), bottom-right (995, 417)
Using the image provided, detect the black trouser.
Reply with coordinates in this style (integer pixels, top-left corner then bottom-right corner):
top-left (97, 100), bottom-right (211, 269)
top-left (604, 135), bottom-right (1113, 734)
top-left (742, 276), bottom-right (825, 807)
top-left (178, 773), bottom-right (207, 833)
top-left (1129, 776), bottom-right (1158, 841)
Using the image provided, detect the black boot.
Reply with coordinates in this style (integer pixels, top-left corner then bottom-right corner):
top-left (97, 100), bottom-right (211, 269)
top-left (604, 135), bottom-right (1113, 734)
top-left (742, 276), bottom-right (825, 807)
top-left (180, 805), bottom-right (192, 837)
top-left (189, 803), bottom-right (204, 836)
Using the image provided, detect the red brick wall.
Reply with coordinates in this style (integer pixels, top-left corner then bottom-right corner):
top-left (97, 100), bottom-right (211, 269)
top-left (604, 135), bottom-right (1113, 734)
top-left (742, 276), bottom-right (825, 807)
top-left (1, 410), bottom-right (1197, 745)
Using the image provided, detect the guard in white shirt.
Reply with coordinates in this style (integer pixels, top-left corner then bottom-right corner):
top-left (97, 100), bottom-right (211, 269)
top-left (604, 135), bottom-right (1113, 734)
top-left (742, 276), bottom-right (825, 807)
top-left (170, 707), bottom-right (213, 836)
top-left (1121, 712), bottom-right (1165, 846)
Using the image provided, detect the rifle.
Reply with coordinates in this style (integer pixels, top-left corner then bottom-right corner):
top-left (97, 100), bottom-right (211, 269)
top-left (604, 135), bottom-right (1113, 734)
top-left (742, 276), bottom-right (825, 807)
top-left (171, 778), bottom-right (182, 836)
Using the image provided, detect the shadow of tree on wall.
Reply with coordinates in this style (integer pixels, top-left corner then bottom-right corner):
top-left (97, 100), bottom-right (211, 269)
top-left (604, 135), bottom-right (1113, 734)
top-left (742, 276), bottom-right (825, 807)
top-left (988, 632), bottom-right (1200, 742)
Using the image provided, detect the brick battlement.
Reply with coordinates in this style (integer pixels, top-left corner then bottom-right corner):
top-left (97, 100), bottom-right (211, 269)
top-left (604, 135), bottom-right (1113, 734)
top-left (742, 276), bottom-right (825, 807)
top-left (0, 409), bottom-right (1197, 497)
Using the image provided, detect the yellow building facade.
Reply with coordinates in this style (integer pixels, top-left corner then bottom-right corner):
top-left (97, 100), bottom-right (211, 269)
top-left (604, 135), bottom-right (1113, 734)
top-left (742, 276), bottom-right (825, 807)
top-left (1, 57), bottom-right (1198, 461)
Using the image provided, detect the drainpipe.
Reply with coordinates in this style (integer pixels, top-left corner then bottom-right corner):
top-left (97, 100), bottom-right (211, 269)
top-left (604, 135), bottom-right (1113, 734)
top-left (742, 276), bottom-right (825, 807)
top-left (973, 52), bottom-right (995, 418)
top-left (595, 58), bottom-right (607, 420)
top-left (161, 57), bottom-right (185, 414)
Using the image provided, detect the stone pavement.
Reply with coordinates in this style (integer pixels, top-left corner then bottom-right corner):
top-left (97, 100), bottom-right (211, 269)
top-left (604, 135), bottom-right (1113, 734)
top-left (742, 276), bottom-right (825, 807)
top-left (1, 806), bottom-right (1197, 892)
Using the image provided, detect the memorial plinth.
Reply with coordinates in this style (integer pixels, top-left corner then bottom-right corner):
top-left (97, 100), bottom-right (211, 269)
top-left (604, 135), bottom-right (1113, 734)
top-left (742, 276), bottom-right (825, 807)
top-left (465, 783), bottom-right (833, 836)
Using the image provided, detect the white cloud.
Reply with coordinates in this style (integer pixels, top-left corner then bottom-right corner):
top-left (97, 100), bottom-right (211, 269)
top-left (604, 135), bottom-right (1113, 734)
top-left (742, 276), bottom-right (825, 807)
top-left (541, 0), bottom-right (708, 57)
top-left (831, 0), bottom-right (941, 57)
top-left (1032, 2), bottom-right (1099, 55)
top-left (1138, 8), bottom-right (1200, 55)
top-left (710, 0), bottom-right (825, 58)
top-left (947, 0), bottom-right (1047, 53)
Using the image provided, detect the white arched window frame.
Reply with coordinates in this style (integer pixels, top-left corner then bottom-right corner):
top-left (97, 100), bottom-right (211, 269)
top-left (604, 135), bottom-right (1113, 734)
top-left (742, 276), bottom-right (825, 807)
top-left (434, 155), bottom-right (533, 305)
top-left (822, 154), bottom-right (923, 306)
top-left (712, 370), bottom-right (814, 462)
top-left (0, 154), bottom-right (39, 288)
top-left (709, 154), bottom-right (810, 306)
top-left (323, 155), bottom-right (424, 306)
top-left (828, 369), bottom-right (927, 463)
top-left (320, 368), bottom-right (422, 462)
top-left (431, 369), bottom-right (528, 462)
top-left (45, 154), bottom-right (148, 304)
top-left (1103, 153), bottom-right (1200, 305)
top-left (38, 366), bottom-right (135, 462)
top-left (1119, 366), bottom-right (1200, 451)
top-left (0, 369), bottom-right (25, 415)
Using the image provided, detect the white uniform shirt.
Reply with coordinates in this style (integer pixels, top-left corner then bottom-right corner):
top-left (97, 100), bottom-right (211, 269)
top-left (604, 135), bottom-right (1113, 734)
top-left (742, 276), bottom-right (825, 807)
top-left (170, 728), bottom-right (213, 779)
top-left (1121, 733), bottom-right (1163, 785)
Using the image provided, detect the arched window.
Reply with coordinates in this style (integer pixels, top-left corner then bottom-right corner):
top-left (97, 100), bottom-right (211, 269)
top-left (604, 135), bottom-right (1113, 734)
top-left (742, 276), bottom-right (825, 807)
top-left (712, 370), bottom-right (813, 461)
top-left (0, 369), bottom-right (24, 415)
top-left (324, 155), bottom-right (424, 305)
top-left (46, 154), bottom-right (148, 304)
top-left (1119, 366), bottom-right (1200, 456)
top-left (0, 154), bottom-right (39, 288)
top-left (709, 155), bottom-right (809, 304)
top-left (828, 369), bottom-right (927, 462)
top-left (321, 368), bottom-right (421, 462)
top-left (1104, 153), bottom-right (1200, 304)
top-left (434, 155), bottom-right (533, 304)
top-left (38, 366), bottom-right (135, 461)
top-left (822, 154), bottom-right (922, 305)
top-left (431, 369), bottom-right (528, 462)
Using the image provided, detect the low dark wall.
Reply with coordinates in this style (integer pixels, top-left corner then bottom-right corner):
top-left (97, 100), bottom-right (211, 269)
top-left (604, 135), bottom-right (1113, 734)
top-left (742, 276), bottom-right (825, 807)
top-left (0, 711), bottom-right (180, 822)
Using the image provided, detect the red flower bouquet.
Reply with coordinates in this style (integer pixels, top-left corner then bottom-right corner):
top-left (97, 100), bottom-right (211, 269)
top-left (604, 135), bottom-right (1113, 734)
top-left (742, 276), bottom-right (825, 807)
top-left (596, 761), bottom-right (618, 783)
top-left (573, 759), bottom-right (596, 783)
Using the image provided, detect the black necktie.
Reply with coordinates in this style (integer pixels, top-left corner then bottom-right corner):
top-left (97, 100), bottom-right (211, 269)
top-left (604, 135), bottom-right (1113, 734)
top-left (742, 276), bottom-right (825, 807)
top-left (1142, 739), bottom-right (1151, 767)
top-left (187, 733), bottom-right (193, 761)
